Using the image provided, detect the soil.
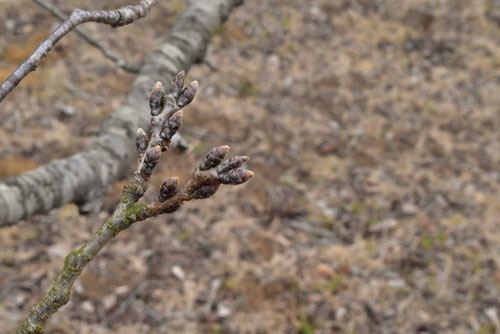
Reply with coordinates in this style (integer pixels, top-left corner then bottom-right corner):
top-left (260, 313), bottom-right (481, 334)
top-left (0, 0), bottom-right (499, 333)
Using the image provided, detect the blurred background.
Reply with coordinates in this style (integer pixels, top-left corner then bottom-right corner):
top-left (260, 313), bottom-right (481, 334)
top-left (1, 0), bottom-right (500, 333)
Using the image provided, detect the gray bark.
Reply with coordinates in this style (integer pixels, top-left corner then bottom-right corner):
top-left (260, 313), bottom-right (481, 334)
top-left (0, 0), bottom-right (243, 227)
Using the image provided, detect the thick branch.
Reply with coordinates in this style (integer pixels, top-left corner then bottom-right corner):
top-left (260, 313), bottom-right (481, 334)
top-left (32, 0), bottom-right (140, 73)
top-left (0, 0), bottom-right (244, 227)
top-left (0, 0), bottom-right (157, 103)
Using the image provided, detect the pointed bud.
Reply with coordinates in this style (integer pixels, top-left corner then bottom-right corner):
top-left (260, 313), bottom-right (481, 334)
top-left (150, 81), bottom-right (165, 116)
top-left (159, 177), bottom-right (178, 202)
top-left (218, 169), bottom-right (254, 185)
top-left (171, 71), bottom-right (185, 99)
top-left (177, 81), bottom-right (198, 107)
top-left (199, 146), bottom-right (230, 170)
top-left (191, 184), bottom-right (220, 200)
top-left (168, 110), bottom-right (183, 133)
top-left (162, 203), bottom-right (181, 214)
top-left (136, 128), bottom-right (149, 154)
top-left (216, 156), bottom-right (249, 174)
top-left (141, 145), bottom-right (161, 176)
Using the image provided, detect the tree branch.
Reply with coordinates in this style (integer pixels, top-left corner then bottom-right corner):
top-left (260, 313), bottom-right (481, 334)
top-left (0, 0), bottom-right (244, 227)
top-left (32, 0), bottom-right (141, 73)
top-left (0, 0), bottom-right (158, 103)
top-left (16, 74), bottom-right (253, 334)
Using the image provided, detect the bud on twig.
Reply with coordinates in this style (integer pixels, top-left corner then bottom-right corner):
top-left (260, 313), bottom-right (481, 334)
top-left (162, 203), bottom-right (181, 214)
top-left (150, 81), bottom-right (165, 116)
top-left (191, 184), bottom-right (220, 199)
top-left (171, 71), bottom-right (185, 99)
top-left (218, 169), bottom-right (254, 185)
top-left (168, 110), bottom-right (183, 133)
top-left (177, 81), bottom-right (198, 107)
top-left (216, 156), bottom-right (249, 174)
top-left (136, 128), bottom-right (149, 154)
top-left (159, 177), bottom-right (178, 202)
top-left (199, 146), bottom-right (230, 170)
top-left (141, 145), bottom-right (161, 176)
top-left (159, 111), bottom-right (183, 143)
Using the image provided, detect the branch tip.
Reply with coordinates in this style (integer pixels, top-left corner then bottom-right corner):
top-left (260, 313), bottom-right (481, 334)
top-left (191, 184), bottom-right (220, 200)
top-left (171, 71), bottom-right (185, 98)
top-left (216, 155), bottom-right (249, 174)
top-left (199, 146), bottom-right (230, 170)
top-left (177, 80), bottom-right (199, 107)
top-left (218, 168), bottom-right (254, 185)
top-left (150, 81), bottom-right (165, 116)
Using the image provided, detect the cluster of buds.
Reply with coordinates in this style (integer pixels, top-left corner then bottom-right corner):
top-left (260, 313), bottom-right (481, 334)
top-left (190, 146), bottom-right (253, 200)
top-left (134, 71), bottom-right (198, 184)
top-left (130, 71), bottom-right (254, 217)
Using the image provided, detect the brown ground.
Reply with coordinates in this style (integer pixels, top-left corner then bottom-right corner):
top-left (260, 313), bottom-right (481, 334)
top-left (1, 0), bottom-right (500, 333)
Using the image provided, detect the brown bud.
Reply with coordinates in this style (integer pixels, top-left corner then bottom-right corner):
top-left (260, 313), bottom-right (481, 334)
top-left (141, 145), bottom-right (161, 176)
top-left (191, 184), bottom-right (220, 199)
top-left (199, 146), bottom-right (230, 170)
top-left (159, 177), bottom-right (178, 202)
top-left (150, 81), bottom-right (165, 116)
top-left (162, 203), bottom-right (181, 214)
top-left (171, 71), bottom-right (185, 99)
top-left (168, 110), bottom-right (183, 133)
top-left (216, 156), bottom-right (249, 174)
top-left (218, 169), bottom-right (254, 185)
top-left (177, 81), bottom-right (198, 107)
top-left (136, 128), bottom-right (149, 154)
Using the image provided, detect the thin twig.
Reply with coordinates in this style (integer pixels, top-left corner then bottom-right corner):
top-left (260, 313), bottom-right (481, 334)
top-left (0, 0), bottom-right (158, 103)
top-left (33, 0), bottom-right (140, 73)
top-left (16, 73), bottom-right (254, 334)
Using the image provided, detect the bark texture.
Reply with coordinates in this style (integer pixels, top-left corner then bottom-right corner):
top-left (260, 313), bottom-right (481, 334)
top-left (0, 0), bottom-right (244, 227)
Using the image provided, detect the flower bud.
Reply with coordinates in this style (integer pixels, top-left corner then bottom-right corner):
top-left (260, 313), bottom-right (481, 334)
top-left (159, 177), bottom-right (178, 202)
top-left (162, 203), bottom-right (181, 214)
top-left (191, 184), bottom-right (219, 199)
top-left (177, 81), bottom-right (198, 107)
top-left (199, 146), bottom-right (230, 170)
top-left (171, 71), bottom-right (185, 99)
top-left (216, 156), bottom-right (249, 174)
top-left (141, 146), bottom-right (161, 176)
top-left (150, 81), bottom-right (165, 116)
top-left (218, 169), bottom-right (254, 185)
top-left (168, 110), bottom-right (183, 133)
top-left (136, 128), bottom-right (149, 154)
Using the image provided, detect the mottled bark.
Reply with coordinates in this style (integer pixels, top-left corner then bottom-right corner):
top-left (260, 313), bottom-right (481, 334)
top-left (0, 0), bottom-right (244, 227)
